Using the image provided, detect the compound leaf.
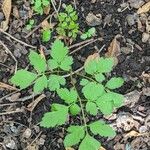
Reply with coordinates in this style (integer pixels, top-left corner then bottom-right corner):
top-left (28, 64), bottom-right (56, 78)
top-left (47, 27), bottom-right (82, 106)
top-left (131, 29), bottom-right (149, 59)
top-left (33, 75), bottom-right (47, 93)
top-left (40, 104), bottom-right (68, 128)
top-left (69, 104), bottom-right (81, 115)
top-left (79, 134), bottom-right (101, 150)
top-left (106, 77), bottom-right (124, 89)
top-left (57, 88), bottom-right (78, 104)
top-left (86, 102), bottom-right (98, 116)
top-left (82, 82), bottom-right (104, 101)
top-left (10, 69), bottom-right (37, 89)
top-left (64, 126), bottom-right (85, 147)
top-left (89, 121), bottom-right (116, 137)
top-left (29, 51), bottom-right (47, 73)
top-left (48, 75), bottom-right (66, 91)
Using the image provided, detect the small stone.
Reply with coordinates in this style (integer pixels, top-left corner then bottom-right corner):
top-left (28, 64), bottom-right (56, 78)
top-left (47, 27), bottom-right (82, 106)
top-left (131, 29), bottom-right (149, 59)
top-left (0, 12), bottom-right (4, 21)
top-left (4, 138), bottom-right (16, 149)
top-left (142, 32), bottom-right (150, 43)
top-left (14, 49), bottom-right (21, 58)
top-left (142, 87), bottom-right (150, 96)
top-left (126, 14), bottom-right (137, 26)
top-left (139, 126), bottom-right (147, 133)
top-left (121, 46), bottom-right (133, 54)
top-left (22, 128), bottom-right (32, 139)
top-left (39, 138), bottom-right (45, 145)
top-left (86, 13), bottom-right (102, 26)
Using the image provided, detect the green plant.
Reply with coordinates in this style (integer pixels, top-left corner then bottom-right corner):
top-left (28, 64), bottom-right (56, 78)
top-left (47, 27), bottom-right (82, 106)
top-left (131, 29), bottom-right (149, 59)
top-left (42, 29), bottom-right (52, 42)
top-left (80, 27), bottom-right (96, 40)
top-left (26, 19), bottom-right (35, 30)
top-left (57, 4), bottom-right (79, 39)
top-left (10, 40), bottom-right (124, 150)
top-left (31, 0), bottom-right (50, 15)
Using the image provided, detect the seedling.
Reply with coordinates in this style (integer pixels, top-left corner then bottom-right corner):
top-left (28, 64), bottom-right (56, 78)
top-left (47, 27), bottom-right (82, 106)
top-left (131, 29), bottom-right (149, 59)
top-left (57, 4), bottom-right (79, 39)
top-left (10, 40), bottom-right (124, 150)
top-left (26, 19), bottom-right (35, 30)
top-left (80, 27), bottom-right (96, 40)
top-left (31, 0), bottom-right (50, 15)
top-left (42, 29), bottom-right (52, 42)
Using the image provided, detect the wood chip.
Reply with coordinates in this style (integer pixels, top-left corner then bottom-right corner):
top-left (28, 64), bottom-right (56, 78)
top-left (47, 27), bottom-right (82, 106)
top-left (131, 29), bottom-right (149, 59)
top-left (0, 82), bottom-right (18, 91)
top-left (137, 1), bottom-right (150, 14)
top-left (1, 0), bottom-right (12, 31)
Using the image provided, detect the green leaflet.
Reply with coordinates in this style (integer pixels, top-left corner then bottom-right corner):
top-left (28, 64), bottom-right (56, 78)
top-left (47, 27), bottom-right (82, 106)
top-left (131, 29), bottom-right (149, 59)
top-left (82, 82), bottom-right (104, 101)
top-left (94, 73), bottom-right (105, 82)
top-left (29, 51), bottom-right (47, 73)
top-left (86, 102), bottom-right (98, 116)
top-left (89, 121), bottom-right (116, 137)
top-left (10, 69), bottom-right (37, 89)
top-left (84, 57), bottom-right (114, 75)
top-left (33, 75), bottom-right (47, 93)
top-left (49, 40), bottom-right (73, 71)
top-left (57, 88), bottom-right (78, 104)
top-left (96, 93), bottom-right (113, 115)
top-left (40, 104), bottom-right (68, 128)
top-left (69, 104), bottom-right (81, 115)
top-left (48, 75), bottom-right (66, 91)
top-left (64, 126), bottom-right (85, 147)
top-left (42, 29), bottom-right (51, 42)
top-left (80, 79), bottom-right (90, 86)
top-left (79, 134), bottom-right (101, 150)
top-left (105, 77), bottom-right (124, 89)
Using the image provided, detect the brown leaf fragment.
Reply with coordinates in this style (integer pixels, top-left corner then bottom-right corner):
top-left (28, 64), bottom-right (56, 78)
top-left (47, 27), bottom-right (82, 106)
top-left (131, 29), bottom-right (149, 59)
top-left (1, 0), bottom-right (12, 31)
top-left (85, 53), bottom-right (100, 65)
top-left (137, 1), bottom-right (150, 14)
top-left (105, 36), bottom-right (120, 57)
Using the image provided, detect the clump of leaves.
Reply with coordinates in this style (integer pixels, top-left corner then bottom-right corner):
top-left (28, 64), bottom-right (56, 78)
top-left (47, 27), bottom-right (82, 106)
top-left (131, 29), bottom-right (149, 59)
top-left (31, 0), bottom-right (50, 15)
top-left (80, 27), bottom-right (96, 40)
top-left (10, 40), bottom-right (124, 150)
top-left (26, 19), bottom-right (35, 30)
top-left (57, 4), bottom-right (79, 39)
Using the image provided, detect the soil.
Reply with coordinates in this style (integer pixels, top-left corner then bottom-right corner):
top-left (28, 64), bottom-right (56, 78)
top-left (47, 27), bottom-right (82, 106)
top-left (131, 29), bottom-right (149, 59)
top-left (0, 0), bottom-right (150, 150)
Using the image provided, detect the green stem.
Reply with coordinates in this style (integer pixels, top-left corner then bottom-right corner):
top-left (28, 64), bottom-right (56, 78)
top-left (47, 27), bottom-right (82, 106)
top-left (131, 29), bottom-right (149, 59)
top-left (75, 72), bottom-right (95, 82)
top-left (70, 71), bottom-right (88, 133)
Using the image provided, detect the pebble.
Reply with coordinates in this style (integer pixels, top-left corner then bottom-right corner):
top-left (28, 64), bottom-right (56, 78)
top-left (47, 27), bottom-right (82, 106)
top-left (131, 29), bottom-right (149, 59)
top-left (142, 32), bottom-right (150, 43)
top-left (4, 138), bottom-right (17, 149)
top-left (22, 128), bottom-right (32, 139)
top-left (14, 49), bottom-right (22, 58)
top-left (126, 14), bottom-right (137, 26)
top-left (121, 46), bottom-right (133, 54)
top-left (139, 126), bottom-right (148, 133)
top-left (86, 13), bottom-right (102, 26)
top-left (0, 12), bottom-right (4, 22)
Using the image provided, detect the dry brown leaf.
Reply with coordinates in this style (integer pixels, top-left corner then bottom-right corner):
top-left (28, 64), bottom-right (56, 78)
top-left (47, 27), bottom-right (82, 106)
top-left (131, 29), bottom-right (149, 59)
top-left (41, 20), bottom-right (51, 29)
top-left (27, 94), bottom-right (46, 112)
top-left (124, 131), bottom-right (140, 138)
top-left (85, 53), bottom-right (100, 65)
top-left (105, 36), bottom-right (120, 58)
top-left (1, 0), bottom-right (12, 31)
top-left (137, 1), bottom-right (150, 14)
top-left (0, 82), bottom-right (18, 91)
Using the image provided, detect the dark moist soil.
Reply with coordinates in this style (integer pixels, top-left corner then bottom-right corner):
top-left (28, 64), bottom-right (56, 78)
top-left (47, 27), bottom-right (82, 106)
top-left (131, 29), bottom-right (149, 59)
top-left (0, 0), bottom-right (150, 150)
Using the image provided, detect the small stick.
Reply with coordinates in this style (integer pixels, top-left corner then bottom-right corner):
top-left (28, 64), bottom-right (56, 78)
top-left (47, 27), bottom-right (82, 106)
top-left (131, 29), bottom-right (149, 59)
top-left (69, 38), bottom-right (94, 49)
top-left (0, 40), bottom-right (18, 72)
top-left (0, 103), bottom-right (17, 107)
top-left (0, 108), bottom-right (24, 116)
top-left (0, 28), bottom-right (36, 49)
top-left (69, 38), bottom-right (102, 54)
top-left (51, 0), bottom-right (59, 16)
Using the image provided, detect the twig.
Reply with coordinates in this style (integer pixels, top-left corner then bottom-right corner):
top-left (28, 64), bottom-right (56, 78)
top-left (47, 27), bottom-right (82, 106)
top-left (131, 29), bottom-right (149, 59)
top-left (51, 0), bottom-right (59, 16)
top-left (73, 0), bottom-right (77, 9)
top-left (0, 28), bottom-right (36, 48)
top-left (0, 103), bottom-right (17, 107)
top-left (63, 66), bottom-right (84, 78)
top-left (69, 38), bottom-right (94, 49)
top-left (69, 38), bottom-right (102, 54)
top-left (0, 109), bottom-right (24, 116)
top-left (0, 40), bottom-right (18, 72)
top-left (25, 131), bottom-right (42, 150)
top-left (14, 93), bottom-right (39, 102)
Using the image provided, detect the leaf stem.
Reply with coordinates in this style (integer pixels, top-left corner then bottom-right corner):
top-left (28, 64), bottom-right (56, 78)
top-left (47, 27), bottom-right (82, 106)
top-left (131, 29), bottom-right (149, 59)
top-left (69, 71), bottom-right (88, 133)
